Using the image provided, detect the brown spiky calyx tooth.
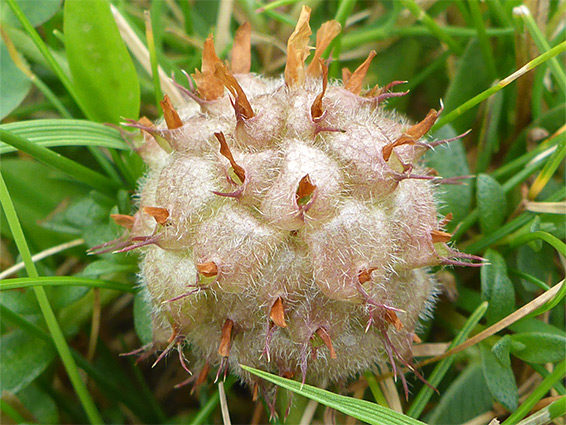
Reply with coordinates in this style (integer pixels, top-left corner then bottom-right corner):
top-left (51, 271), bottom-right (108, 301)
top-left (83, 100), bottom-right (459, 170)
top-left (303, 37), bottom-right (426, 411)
top-left (284, 5), bottom-right (312, 87)
top-left (296, 174), bottom-right (317, 206)
top-left (214, 62), bottom-right (254, 119)
top-left (218, 319), bottom-right (234, 357)
top-left (160, 94), bottom-right (183, 129)
top-left (344, 50), bottom-right (377, 95)
top-left (214, 132), bottom-right (246, 184)
top-left (310, 60), bottom-right (328, 121)
top-left (269, 297), bottom-right (287, 328)
top-left (314, 327), bottom-right (337, 359)
top-left (358, 267), bottom-right (378, 284)
top-left (431, 229), bottom-right (453, 244)
top-left (191, 35), bottom-right (224, 100)
top-left (231, 22), bottom-right (251, 74)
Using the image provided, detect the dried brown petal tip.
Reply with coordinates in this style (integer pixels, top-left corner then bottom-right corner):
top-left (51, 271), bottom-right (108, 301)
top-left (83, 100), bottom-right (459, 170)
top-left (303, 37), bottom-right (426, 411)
top-left (231, 22), bottom-right (251, 74)
top-left (296, 174), bottom-right (317, 206)
top-left (269, 297), bottom-right (287, 328)
top-left (384, 310), bottom-right (403, 331)
top-left (111, 214), bottom-right (135, 230)
top-left (214, 62), bottom-right (254, 119)
top-left (310, 60), bottom-right (328, 121)
top-left (218, 319), bottom-right (234, 357)
top-left (439, 212), bottom-right (454, 227)
top-left (159, 94), bottom-right (183, 130)
top-left (138, 116), bottom-right (155, 130)
top-left (431, 229), bottom-right (452, 244)
top-left (358, 267), bottom-right (378, 284)
top-left (197, 261), bottom-right (218, 277)
top-left (342, 67), bottom-right (352, 84)
top-left (397, 109), bottom-right (440, 145)
top-left (315, 327), bottom-right (337, 359)
top-left (215, 132), bottom-right (246, 184)
top-left (252, 382), bottom-right (259, 401)
top-left (143, 206), bottom-right (169, 225)
top-left (192, 35), bottom-right (224, 100)
top-left (412, 334), bottom-right (422, 344)
top-left (306, 20), bottom-right (341, 77)
top-left (344, 50), bottom-right (376, 95)
top-left (284, 5), bottom-right (312, 87)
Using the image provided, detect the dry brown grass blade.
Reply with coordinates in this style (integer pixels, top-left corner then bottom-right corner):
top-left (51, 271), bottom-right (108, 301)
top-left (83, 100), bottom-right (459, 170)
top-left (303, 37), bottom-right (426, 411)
top-left (415, 279), bottom-right (565, 370)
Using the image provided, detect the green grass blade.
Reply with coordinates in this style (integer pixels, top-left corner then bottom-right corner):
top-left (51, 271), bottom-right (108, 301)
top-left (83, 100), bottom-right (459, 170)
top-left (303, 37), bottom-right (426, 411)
top-left (0, 119), bottom-right (129, 154)
top-left (468, 0), bottom-right (498, 79)
top-left (506, 231), bottom-right (566, 256)
top-left (241, 365), bottom-right (426, 425)
top-left (502, 360), bottom-right (566, 425)
top-left (407, 302), bottom-right (489, 418)
top-left (514, 5), bottom-right (566, 96)
top-left (433, 41), bottom-right (566, 131)
top-left (528, 134), bottom-right (566, 199)
top-left (0, 129), bottom-right (120, 196)
top-left (0, 174), bottom-right (103, 425)
top-left (0, 276), bottom-right (136, 293)
top-left (5, 0), bottom-right (85, 115)
top-left (399, 0), bottom-right (463, 54)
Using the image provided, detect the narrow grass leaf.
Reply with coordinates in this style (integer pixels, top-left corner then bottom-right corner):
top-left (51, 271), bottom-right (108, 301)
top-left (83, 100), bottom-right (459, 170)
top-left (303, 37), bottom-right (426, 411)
top-left (0, 119), bottom-right (128, 154)
top-left (0, 276), bottom-right (135, 293)
top-left (528, 133), bottom-right (566, 200)
top-left (407, 301), bottom-right (488, 418)
top-left (241, 365), bottom-right (426, 425)
top-left (0, 129), bottom-right (120, 196)
top-left (64, 0), bottom-right (140, 124)
top-left (434, 41), bottom-right (566, 131)
top-left (0, 174), bottom-right (103, 424)
top-left (502, 360), bottom-right (566, 425)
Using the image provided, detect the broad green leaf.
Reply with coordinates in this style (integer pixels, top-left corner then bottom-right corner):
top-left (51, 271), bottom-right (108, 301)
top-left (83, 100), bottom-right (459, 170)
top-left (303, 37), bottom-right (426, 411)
top-left (0, 329), bottom-right (56, 394)
top-left (241, 365), bottom-right (426, 425)
top-left (0, 0), bottom-right (62, 27)
top-left (481, 249), bottom-right (515, 324)
top-left (64, 0), bottom-right (140, 124)
top-left (481, 343), bottom-right (518, 412)
top-left (0, 119), bottom-right (128, 154)
top-left (134, 289), bottom-right (153, 346)
top-left (17, 382), bottom-right (60, 424)
top-left (78, 260), bottom-right (137, 278)
top-left (517, 244), bottom-right (556, 293)
top-left (0, 41), bottom-right (31, 119)
top-left (426, 125), bottom-right (472, 225)
top-left (476, 174), bottom-right (507, 235)
top-left (491, 335), bottom-right (512, 367)
top-left (442, 39), bottom-right (492, 133)
top-left (510, 332), bottom-right (566, 363)
top-left (0, 159), bottom-right (85, 251)
top-left (427, 362), bottom-right (493, 425)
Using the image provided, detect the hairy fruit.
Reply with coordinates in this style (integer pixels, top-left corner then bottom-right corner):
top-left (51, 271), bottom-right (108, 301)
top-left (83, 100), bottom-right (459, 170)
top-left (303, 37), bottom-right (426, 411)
top-left (98, 6), bottom-right (480, 403)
